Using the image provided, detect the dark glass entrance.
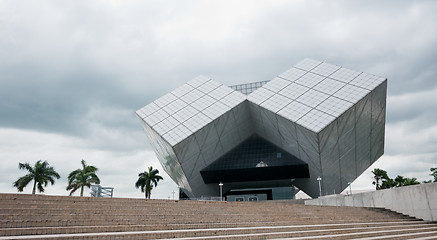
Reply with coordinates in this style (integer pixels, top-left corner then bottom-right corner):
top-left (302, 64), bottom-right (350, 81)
top-left (200, 135), bottom-right (309, 184)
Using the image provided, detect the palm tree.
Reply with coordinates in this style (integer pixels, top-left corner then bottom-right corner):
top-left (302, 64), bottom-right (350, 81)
top-left (394, 175), bottom-right (406, 187)
top-left (13, 160), bottom-right (60, 194)
top-left (67, 159), bottom-right (100, 196)
top-left (403, 177), bottom-right (420, 186)
top-left (372, 168), bottom-right (389, 190)
top-left (135, 166), bottom-right (163, 199)
top-left (430, 167), bottom-right (437, 182)
top-left (381, 178), bottom-right (396, 189)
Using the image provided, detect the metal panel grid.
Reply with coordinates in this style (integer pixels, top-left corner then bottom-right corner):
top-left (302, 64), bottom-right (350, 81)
top-left (263, 77), bottom-right (292, 93)
top-left (279, 83), bottom-right (309, 100)
top-left (173, 134), bottom-right (200, 165)
top-left (182, 112), bottom-right (212, 133)
top-left (334, 84), bottom-right (370, 104)
top-left (142, 77), bottom-right (246, 147)
top-left (197, 80), bottom-right (221, 94)
top-left (297, 109), bottom-right (336, 132)
top-left (294, 58), bottom-right (322, 71)
top-left (162, 99), bottom-right (188, 114)
top-left (330, 67), bottom-right (361, 83)
top-left (137, 59), bottom-right (387, 199)
top-left (191, 95), bottom-right (216, 111)
top-left (260, 93), bottom-right (293, 113)
top-left (259, 107), bottom-right (282, 146)
top-left (276, 115), bottom-right (300, 156)
top-left (295, 73), bottom-right (326, 88)
top-left (153, 115), bottom-right (179, 135)
top-left (229, 80), bottom-right (269, 95)
top-left (139, 120), bottom-right (190, 190)
top-left (279, 67), bottom-right (307, 82)
top-left (311, 62), bottom-right (341, 77)
top-left (247, 87), bottom-right (276, 105)
top-left (316, 96), bottom-right (354, 117)
top-left (203, 101), bottom-right (231, 120)
top-left (163, 124), bottom-right (192, 146)
top-left (220, 91), bottom-right (246, 107)
top-left (144, 108), bottom-right (170, 126)
top-left (217, 115), bottom-right (245, 154)
top-left (180, 88), bottom-right (204, 104)
top-left (296, 89), bottom-right (329, 108)
top-left (135, 109), bottom-right (146, 119)
top-left (277, 101), bottom-right (312, 122)
top-left (195, 125), bottom-right (221, 158)
top-left (313, 78), bottom-right (346, 95)
top-left (154, 92), bottom-right (177, 108)
top-left (172, 105), bottom-right (198, 123)
top-left (137, 102), bottom-right (160, 119)
top-left (209, 85), bottom-right (234, 100)
top-left (295, 124), bottom-right (319, 159)
top-left (171, 84), bottom-right (194, 98)
top-left (350, 72), bottom-right (386, 90)
top-left (186, 75), bottom-right (211, 88)
top-left (246, 59), bottom-right (382, 135)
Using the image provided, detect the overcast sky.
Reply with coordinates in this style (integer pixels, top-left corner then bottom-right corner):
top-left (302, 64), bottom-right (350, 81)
top-left (1, 0), bottom-right (436, 199)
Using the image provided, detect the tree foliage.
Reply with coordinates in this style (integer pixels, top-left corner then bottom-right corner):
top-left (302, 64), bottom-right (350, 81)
top-left (380, 178), bottom-right (396, 189)
top-left (372, 168), bottom-right (421, 190)
top-left (372, 168), bottom-right (389, 190)
top-left (135, 166), bottom-right (163, 199)
top-left (403, 177), bottom-right (420, 186)
top-left (67, 159), bottom-right (100, 196)
top-left (394, 175), bottom-right (406, 187)
top-left (13, 160), bottom-right (60, 194)
top-left (430, 167), bottom-right (437, 182)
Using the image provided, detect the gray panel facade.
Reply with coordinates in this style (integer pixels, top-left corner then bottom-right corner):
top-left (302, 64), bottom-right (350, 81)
top-left (136, 59), bottom-right (387, 198)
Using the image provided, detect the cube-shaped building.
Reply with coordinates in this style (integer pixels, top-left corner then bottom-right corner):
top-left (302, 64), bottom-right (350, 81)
top-left (136, 59), bottom-right (387, 199)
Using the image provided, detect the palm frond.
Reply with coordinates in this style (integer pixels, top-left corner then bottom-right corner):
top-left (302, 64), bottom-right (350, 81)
top-left (14, 160), bottom-right (60, 194)
top-left (37, 182), bottom-right (45, 193)
top-left (19, 163), bottom-right (35, 176)
top-left (66, 160), bottom-right (100, 196)
top-left (135, 166), bottom-right (163, 198)
top-left (13, 174), bottom-right (33, 192)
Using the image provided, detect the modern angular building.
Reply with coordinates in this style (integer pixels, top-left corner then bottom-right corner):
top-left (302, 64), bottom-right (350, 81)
top-left (136, 59), bottom-right (387, 199)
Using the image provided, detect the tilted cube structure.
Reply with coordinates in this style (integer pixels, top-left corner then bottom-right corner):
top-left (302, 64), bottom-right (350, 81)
top-left (136, 59), bottom-right (387, 198)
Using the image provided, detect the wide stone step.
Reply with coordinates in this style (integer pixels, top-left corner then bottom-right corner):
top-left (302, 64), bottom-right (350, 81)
top-left (0, 194), bottom-right (428, 239)
top-left (0, 221), bottom-right (426, 237)
top-left (347, 231), bottom-right (437, 240)
top-left (0, 212), bottom-right (406, 220)
top-left (0, 218), bottom-right (419, 229)
top-left (0, 215), bottom-right (415, 229)
top-left (0, 223), bottom-right (436, 240)
top-left (271, 227), bottom-right (437, 240)
top-left (0, 206), bottom-right (408, 215)
top-left (0, 202), bottom-right (364, 211)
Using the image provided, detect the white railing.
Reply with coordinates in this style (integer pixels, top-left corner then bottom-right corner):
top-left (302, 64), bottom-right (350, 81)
top-left (90, 185), bottom-right (113, 198)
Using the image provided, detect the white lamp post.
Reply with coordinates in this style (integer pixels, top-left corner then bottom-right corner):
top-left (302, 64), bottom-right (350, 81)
top-left (219, 182), bottom-right (223, 201)
top-left (317, 176), bottom-right (322, 197)
top-left (348, 182), bottom-right (352, 195)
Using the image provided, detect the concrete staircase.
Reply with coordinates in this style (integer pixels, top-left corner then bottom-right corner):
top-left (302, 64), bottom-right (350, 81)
top-left (0, 193), bottom-right (436, 239)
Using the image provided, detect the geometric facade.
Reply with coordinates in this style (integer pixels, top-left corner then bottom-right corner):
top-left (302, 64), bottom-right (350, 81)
top-left (136, 59), bottom-right (387, 198)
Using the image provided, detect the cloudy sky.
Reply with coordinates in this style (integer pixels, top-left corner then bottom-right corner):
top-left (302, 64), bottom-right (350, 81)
top-left (1, 0), bottom-right (436, 199)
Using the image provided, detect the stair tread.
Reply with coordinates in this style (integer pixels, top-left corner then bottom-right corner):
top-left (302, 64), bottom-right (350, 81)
top-left (0, 193), bottom-right (433, 239)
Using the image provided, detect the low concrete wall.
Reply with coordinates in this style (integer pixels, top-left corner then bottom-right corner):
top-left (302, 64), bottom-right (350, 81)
top-left (305, 182), bottom-right (437, 221)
